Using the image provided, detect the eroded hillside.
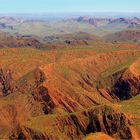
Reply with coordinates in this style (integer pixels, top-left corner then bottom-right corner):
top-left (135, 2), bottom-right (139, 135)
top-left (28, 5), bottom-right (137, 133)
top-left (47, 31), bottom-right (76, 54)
top-left (0, 43), bottom-right (140, 139)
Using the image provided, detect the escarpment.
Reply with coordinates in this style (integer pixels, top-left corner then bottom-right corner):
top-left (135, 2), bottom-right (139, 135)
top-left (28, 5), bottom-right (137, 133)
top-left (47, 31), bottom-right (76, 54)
top-left (10, 106), bottom-right (132, 140)
top-left (110, 74), bottom-right (140, 100)
top-left (98, 60), bottom-right (140, 101)
top-left (1, 49), bottom-right (140, 139)
top-left (30, 50), bottom-right (140, 114)
top-left (32, 86), bottom-right (55, 114)
top-left (85, 106), bottom-right (132, 139)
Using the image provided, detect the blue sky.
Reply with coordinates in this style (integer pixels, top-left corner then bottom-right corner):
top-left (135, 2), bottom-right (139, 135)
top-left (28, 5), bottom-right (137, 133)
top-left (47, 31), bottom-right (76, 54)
top-left (0, 0), bottom-right (140, 13)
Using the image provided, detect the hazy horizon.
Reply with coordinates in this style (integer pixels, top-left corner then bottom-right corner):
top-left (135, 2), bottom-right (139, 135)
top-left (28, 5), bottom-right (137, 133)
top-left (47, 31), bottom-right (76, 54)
top-left (0, 12), bottom-right (140, 20)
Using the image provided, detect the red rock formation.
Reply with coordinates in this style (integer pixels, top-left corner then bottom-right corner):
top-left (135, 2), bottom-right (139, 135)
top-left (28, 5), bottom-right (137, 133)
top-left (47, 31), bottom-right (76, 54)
top-left (10, 106), bottom-right (132, 140)
top-left (1, 49), bottom-right (140, 139)
top-left (0, 68), bottom-right (13, 96)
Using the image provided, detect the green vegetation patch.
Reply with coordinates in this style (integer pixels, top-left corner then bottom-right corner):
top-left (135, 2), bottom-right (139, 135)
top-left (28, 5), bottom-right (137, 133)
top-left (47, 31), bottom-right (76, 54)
top-left (57, 64), bottom-right (71, 80)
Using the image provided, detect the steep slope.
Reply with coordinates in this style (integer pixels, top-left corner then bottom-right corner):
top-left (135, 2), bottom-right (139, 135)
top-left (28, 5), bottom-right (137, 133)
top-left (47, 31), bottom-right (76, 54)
top-left (118, 94), bottom-right (140, 140)
top-left (1, 47), bottom-right (140, 139)
top-left (98, 55), bottom-right (140, 102)
top-left (30, 50), bottom-right (140, 114)
top-left (10, 105), bottom-right (132, 140)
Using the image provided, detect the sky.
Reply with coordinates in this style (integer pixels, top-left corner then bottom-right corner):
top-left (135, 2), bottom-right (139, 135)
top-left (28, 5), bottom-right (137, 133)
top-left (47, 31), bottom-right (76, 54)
top-left (0, 0), bottom-right (140, 13)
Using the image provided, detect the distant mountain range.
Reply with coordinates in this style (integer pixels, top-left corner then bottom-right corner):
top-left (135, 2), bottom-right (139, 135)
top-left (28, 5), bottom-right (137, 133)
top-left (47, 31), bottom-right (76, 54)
top-left (74, 16), bottom-right (140, 28)
top-left (0, 16), bottom-right (140, 26)
top-left (0, 17), bottom-right (23, 30)
top-left (0, 16), bottom-right (140, 38)
top-left (0, 16), bottom-right (23, 24)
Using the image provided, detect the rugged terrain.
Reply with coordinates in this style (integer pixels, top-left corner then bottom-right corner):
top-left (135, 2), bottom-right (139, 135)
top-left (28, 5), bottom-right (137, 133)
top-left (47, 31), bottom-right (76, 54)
top-left (0, 41), bottom-right (140, 139)
top-left (0, 15), bottom-right (140, 140)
